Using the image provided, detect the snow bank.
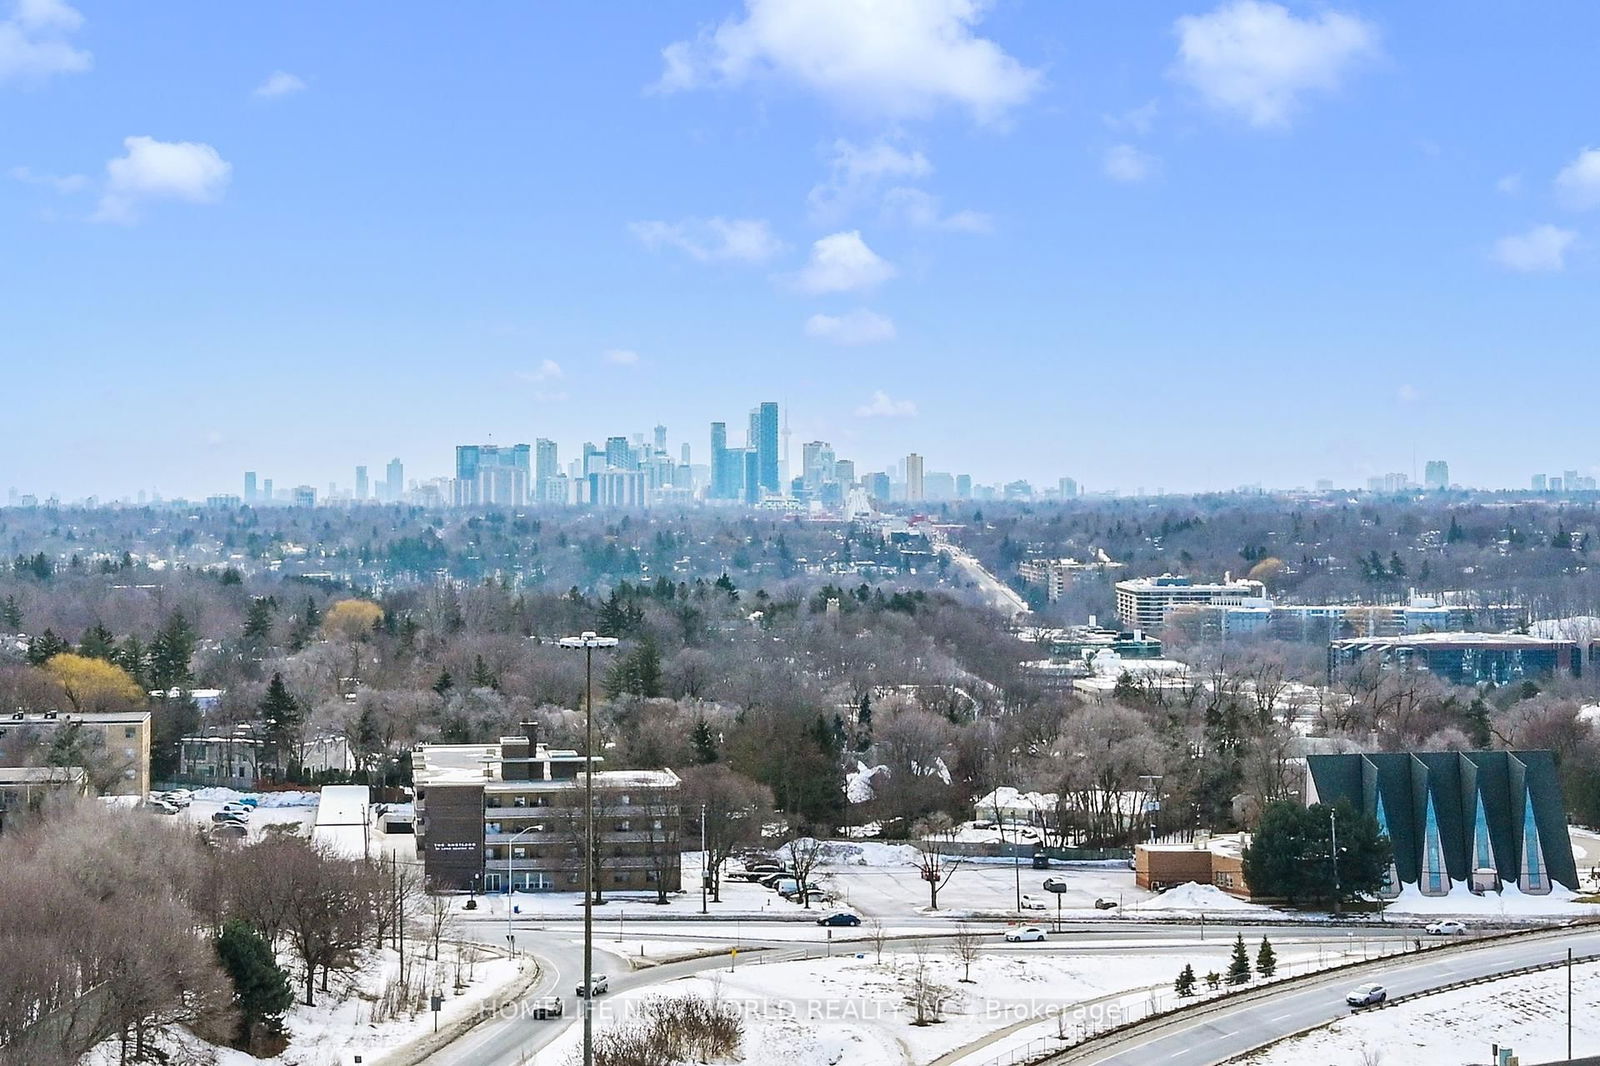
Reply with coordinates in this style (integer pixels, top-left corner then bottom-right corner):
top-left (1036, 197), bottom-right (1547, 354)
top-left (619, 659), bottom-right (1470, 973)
top-left (1130, 883), bottom-right (1263, 912)
top-left (827, 841), bottom-right (919, 867)
top-left (1384, 879), bottom-right (1596, 917)
top-left (189, 786), bottom-right (320, 808)
top-left (847, 761), bottom-right (888, 804)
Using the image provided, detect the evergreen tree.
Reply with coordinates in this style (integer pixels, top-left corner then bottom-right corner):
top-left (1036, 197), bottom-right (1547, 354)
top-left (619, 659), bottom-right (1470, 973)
top-left (302, 596), bottom-right (322, 630)
top-left (215, 919), bottom-right (293, 1050)
top-left (432, 669), bottom-right (454, 697)
top-left (633, 637), bottom-right (662, 698)
top-left (1227, 933), bottom-right (1251, 985)
top-left (1174, 963), bottom-right (1197, 997)
top-left (471, 654), bottom-right (498, 690)
top-left (598, 591), bottom-right (631, 636)
top-left (113, 635), bottom-right (148, 687)
top-left (76, 623), bottom-right (116, 661)
top-left (260, 673), bottom-right (304, 772)
top-left (0, 594), bottom-right (21, 629)
top-left (690, 719), bottom-right (719, 764)
top-left (241, 597), bottom-right (276, 646)
top-left (1447, 514), bottom-right (1465, 543)
top-left (25, 628), bottom-right (69, 666)
top-left (857, 693), bottom-right (873, 734)
top-left (148, 610), bottom-right (196, 691)
top-left (1242, 800), bottom-right (1391, 909)
top-left (1255, 936), bottom-right (1276, 978)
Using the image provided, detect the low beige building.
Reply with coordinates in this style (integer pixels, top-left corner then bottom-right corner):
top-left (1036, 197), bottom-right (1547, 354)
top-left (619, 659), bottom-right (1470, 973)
top-left (0, 710), bottom-right (151, 797)
top-left (1135, 834), bottom-right (1252, 899)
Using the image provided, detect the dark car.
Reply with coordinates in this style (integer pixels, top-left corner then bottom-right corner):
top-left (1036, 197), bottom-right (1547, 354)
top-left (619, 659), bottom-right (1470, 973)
top-left (817, 912), bottom-right (862, 927)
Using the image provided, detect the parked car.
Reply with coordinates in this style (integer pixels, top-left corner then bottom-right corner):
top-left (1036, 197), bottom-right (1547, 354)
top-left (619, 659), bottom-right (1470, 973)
top-left (725, 870), bottom-right (770, 883)
top-left (1018, 894), bottom-right (1047, 911)
top-left (576, 976), bottom-right (610, 997)
top-left (156, 791), bottom-right (191, 808)
top-left (236, 796), bottom-right (260, 808)
top-left (528, 996), bottom-right (564, 1019)
top-left (1042, 876), bottom-right (1069, 892)
top-left (220, 803), bottom-right (252, 819)
top-left (744, 858), bottom-right (783, 873)
top-left (817, 912), bottom-right (862, 927)
top-left (1346, 984), bottom-right (1386, 1007)
top-left (148, 799), bottom-right (180, 815)
top-left (783, 887), bottom-right (831, 905)
top-left (211, 810), bottom-right (248, 824)
top-left (209, 823), bottom-right (248, 841)
top-left (1004, 925), bottom-right (1048, 943)
top-left (1425, 920), bottom-right (1467, 936)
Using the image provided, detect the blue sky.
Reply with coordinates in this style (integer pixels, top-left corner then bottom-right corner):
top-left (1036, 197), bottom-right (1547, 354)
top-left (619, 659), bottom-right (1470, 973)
top-left (4, 0), bottom-right (1600, 500)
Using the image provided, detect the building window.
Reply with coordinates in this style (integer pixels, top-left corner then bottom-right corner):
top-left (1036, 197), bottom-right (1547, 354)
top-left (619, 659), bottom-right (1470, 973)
top-left (124, 727), bottom-right (136, 739)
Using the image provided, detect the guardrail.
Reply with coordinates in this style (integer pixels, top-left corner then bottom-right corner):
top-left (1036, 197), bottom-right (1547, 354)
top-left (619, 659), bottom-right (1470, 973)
top-left (1367, 951), bottom-right (1600, 1012)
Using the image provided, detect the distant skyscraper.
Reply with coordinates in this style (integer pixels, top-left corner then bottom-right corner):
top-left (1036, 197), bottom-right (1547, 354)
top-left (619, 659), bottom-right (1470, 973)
top-left (710, 422), bottom-right (729, 499)
top-left (355, 466), bottom-right (369, 500)
top-left (261, 478), bottom-right (274, 502)
top-left (1533, 474), bottom-right (1548, 492)
top-left (867, 472), bottom-right (891, 503)
top-left (681, 442), bottom-right (691, 466)
top-left (905, 453), bottom-right (925, 502)
top-left (243, 471), bottom-right (257, 503)
top-left (1059, 477), bottom-right (1078, 499)
top-left (802, 441), bottom-right (834, 495)
top-left (834, 459), bottom-right (855, 487)
top-left (454, 444), bottom-right (531, 506)
top-left (925, 471), bottom-right (955, 501)
top-left (653, 424), bottom-right (668, 454)
top-left (956, 474), bottom-right (972, 499)
top-left (605, 436), bottom-right (633, 471)
top-left (1423, 461), bottom-right (1449, 492)
top-left (743, 449), bottom-right (760, 504)
top-left (754, 401), bottom-right (780, 496)
top-left (385, 458), bottom-right (404, 503)
top-left (292, 485), bottom-right (316, 508)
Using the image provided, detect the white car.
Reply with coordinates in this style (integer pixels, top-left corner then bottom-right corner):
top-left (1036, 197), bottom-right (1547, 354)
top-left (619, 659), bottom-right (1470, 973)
top-left (220, 803), bottom-right (252, 819)
top-left (1018, 894), bottom-right (1047, 911)
top-left (147, 798), bottom-right (180, 815)
top-left (576, 975), bottom-right (610, 997)
top-left (1346, 983), bottom-right (1386, 1007)
top-left (1425, 920), bottom-right (1467, 936)
top-left (1004, 925), bottom-right (1048, 943)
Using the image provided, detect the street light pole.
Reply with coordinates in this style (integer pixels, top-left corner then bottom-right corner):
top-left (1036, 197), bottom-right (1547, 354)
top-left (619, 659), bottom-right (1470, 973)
top-left (560, 631), bottom-right (618, 1066)
top-left (504, 825), bottom-right (541, 957)
top-left (701, 801), bottom-right (709, 915)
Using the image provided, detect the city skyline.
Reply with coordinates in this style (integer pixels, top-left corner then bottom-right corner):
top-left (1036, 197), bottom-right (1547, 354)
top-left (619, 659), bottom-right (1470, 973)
top-left (9, 2), bottom-right (1600, 498)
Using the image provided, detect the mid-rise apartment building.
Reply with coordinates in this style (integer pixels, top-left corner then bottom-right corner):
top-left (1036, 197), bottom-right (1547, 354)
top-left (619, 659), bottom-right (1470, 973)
top-left (413, 724), bottom-right (681, 895)
top-left (0, 710), bottom-right (152, 797)
top-left (1114, 575), bottom-right (1266, 631)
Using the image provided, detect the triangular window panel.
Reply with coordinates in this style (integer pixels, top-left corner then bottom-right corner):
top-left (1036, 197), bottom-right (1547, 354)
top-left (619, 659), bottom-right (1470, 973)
top-left (1421, 792), bottom-right (1448, 896)
top-left (1520, 786), bottom-right (1549, 895)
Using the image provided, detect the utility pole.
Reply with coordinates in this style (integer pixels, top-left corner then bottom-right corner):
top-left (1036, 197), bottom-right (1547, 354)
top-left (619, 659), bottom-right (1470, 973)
top-left (1569, 946), bottom-right (1574, 1061)
top-left (701, 801), bottom-right (709, 915)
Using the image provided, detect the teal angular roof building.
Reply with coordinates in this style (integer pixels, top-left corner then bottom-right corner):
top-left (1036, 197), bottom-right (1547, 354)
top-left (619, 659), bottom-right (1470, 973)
top-left (1305, 750), bottom-right (1577, 895)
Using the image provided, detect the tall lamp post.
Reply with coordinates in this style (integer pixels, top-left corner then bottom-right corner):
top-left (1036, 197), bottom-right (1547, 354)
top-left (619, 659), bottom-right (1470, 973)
top-left (504, 825), bottom-right (542, 956)
top-left (559, 631), bottom-right (618, 1066)
top-left (1329, 807), bottom-right (1341, 915)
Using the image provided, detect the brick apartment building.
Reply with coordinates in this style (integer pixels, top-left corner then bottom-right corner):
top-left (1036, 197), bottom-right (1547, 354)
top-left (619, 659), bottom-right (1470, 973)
top-left (412, 723), bottom-right (681, 895)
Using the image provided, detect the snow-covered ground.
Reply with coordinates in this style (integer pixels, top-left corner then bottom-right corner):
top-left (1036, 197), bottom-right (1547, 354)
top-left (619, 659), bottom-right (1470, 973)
top-left (537, 938), bottom-right (1381, 1066)
top-left (1228, 959), bottom-right (1600, 1065)
top-left (176, 788), bottom-right (322, 841)
top-left (84, 943), bottom-right (528, 1066)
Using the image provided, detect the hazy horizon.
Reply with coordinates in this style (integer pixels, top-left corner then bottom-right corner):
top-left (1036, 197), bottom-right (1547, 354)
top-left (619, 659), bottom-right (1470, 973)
top-left (7, 1), bottom-right (1600, 500)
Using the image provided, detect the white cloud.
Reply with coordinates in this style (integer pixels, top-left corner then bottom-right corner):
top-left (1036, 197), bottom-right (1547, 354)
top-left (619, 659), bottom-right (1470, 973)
top-left (879, 186), bottom-right (992, 232)
top-left (9, 164), bottom-right (86, 193)
top-left (517, 359), bottom-right (564, 384)
top-left (0, 0), bottom-right (90, 85)
top-left (1103, 144), bottom-right (1156, 183)
top-left (655, 0), bottom-right (1043, 124)
top-left (1496, 173), bottom-right (1523, 196)
top-left (1171, 0), bottom-right (1377, 128)
top-left (795, 230), bottom-right (896, 293)
top-left (1554, 148), bottom-right (1600, 211)
top-left (253, 71), bottom-right (307, 99)
top-left (630, 217), bottom-right (785, 263)
top-left (1493, 224), bottom-right (1576, 273)
top-left (1105, 99), bottom-right (1159, 135)
top-left (602, 348), bottom-right (640, 366)
top-left (93, 136), bottom-right (232, 224)
top-left (808, 137), bottom-right (931, 221)
top-left (854, 390), bottom-right (917, 418)
top-left (805, 309), bottom-right (897, 345)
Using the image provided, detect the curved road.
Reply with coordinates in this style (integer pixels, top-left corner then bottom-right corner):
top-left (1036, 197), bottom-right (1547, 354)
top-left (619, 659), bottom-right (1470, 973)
top-left (417, 917), bottom-right (1429, 1066)
top-left (1047, 926), bottom-right (1599, 1066)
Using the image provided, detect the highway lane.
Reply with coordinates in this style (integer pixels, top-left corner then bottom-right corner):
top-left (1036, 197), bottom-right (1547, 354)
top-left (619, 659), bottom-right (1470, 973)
top-left (1048, 926), bottom-right (1600, 1066)
top-left (417, 916), bottom-right (1438, 1066)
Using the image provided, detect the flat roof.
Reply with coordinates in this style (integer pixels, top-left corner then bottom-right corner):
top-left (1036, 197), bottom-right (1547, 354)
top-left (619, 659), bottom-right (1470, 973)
top-left (1331, 632), bottom-right (1577, 649)
top-left (0, 711), bottom-right (151, 725)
